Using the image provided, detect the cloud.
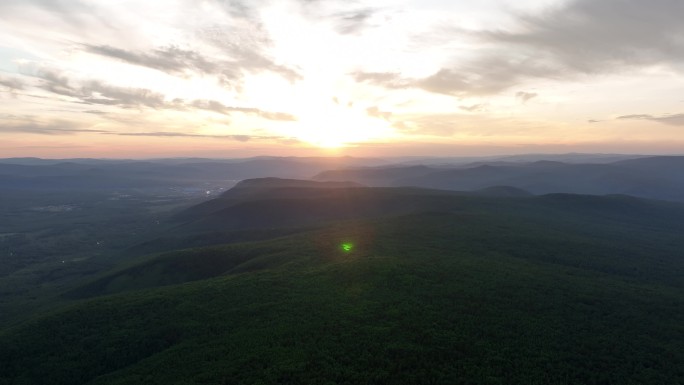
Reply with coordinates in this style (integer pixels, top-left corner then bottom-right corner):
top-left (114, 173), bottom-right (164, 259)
top-left (0, 0), bottom-right (96, 26)
top-left (294, 0), bottom-right (381, 35)
top-left (516, 91), bottom-right (538, 103)
top-left (83, 44), bottom-right (219, 76)
top-left (35, 69), bottom-right (78, 98)
top-left (29, 68), bottom-right (295, 120)
top-left (33, 69), bottom-right (164, 110)
top-left (34, 68), bottom-right (174, 109)
top-left (110, 131), bottom-right (297, 142)
top-left (256, 111), bottom-right (298, 121)
top-left (191, 100), bottom-right (297, 121)
top-left (0, 0), bottom-right (86, 12)
top-left (422, 61), bottom-right (551, 96)
top-left (391, 115), bottom-right (461, 137)
top-left (617, 113), bottom-right (684, 126)
top-left (390, 112), bottom-right (543, 138)
top-left (82, 81), bottom-right (169, 108)
top-left (466, 0), bottom-right (684, 92)
top-left (33, 72), bottom-right (168, 108)
top-left (331, 8), bottom-right (376, 35)
top-left (0, 110), bottom-right (298, 142)
top-left (617, 114), bottom-right (653, 120)
top-left (4, 0), bottom-right (301, 87)
top-left (354, 59), bottom-right (555, 97)
top-left (215, 0), bottom-right (259, 19)
top-left (351, 72), bottom-right (412, 89)
top-left (356, 0), bottom-right (684, 97)
top-left (0, 115), bottom-right (299, 143)
top-left (460, 104), bottom-right (487, 112)
top-left (0, 0), bottom-right (119, 43)
top-left (82, 25), bottom-right (301, 87)
top-left (83, 41), bottom-right (302, 87)
top-left (0, 117), bottom-right (109, 135)
top-left (197, 20), bottom-right (303, 84)
top-left (366, 106), bottom-right (391, 120)
top-left (489, 0), bottom-right (684, 71)
top-left (0, 113), bottom-right (298, 141)
top-left (0, 76), bottom-right (25, 90)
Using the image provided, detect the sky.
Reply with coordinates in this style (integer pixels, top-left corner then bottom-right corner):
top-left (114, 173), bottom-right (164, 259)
top-left (1, 0), bottom-right (684, 158)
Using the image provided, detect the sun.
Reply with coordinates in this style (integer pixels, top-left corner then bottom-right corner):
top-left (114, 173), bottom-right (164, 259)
top-left (240, 73), bottom-right (396, 148)
top-left (294, 101), bottom-right (394, 148)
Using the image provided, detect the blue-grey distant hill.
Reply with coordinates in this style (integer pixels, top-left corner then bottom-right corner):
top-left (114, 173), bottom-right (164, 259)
top-left (3, 154), bottom-right (682, 201)
top-left (0, 157), bottom-right (387, 190)
top-left (314, 156), bottom-right (684, 202)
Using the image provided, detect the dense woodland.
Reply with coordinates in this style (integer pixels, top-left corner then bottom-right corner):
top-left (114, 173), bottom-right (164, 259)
top-left (1, 157), bottom-right (683, 384)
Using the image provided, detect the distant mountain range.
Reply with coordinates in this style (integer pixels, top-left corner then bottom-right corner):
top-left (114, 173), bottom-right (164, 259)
top-left (0, 157), bottom-right (388, 190)
top-left (2, 154), bottom-right (683, 202)
top-left (314, 156), bottom-right (684, 202)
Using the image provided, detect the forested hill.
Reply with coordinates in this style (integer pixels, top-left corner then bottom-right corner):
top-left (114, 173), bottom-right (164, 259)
top-left (1, 184), bottom-right (684, 384)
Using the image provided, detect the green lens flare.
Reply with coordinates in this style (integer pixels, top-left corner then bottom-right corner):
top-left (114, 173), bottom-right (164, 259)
top-left (341, 242), bottom-right (353, 252)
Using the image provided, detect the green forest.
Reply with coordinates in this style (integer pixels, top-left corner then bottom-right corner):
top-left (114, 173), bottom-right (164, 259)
top-left (1, 187), bottom-right (683, 384)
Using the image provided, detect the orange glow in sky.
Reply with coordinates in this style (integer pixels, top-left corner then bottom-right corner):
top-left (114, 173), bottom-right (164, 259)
top-left (1, 0), bottom-right (684, 158)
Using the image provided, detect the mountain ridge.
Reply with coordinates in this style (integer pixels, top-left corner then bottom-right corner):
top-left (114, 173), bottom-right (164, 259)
top-left (314, 156), bottom-right (684, 202)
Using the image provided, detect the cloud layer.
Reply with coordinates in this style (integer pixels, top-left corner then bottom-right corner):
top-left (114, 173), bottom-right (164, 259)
top-left (2, 0), bottom-right (684, 156)
top-left (618, 114), bottom-right (684, 126)
top-left (354, 0), bottom-right (684, 97)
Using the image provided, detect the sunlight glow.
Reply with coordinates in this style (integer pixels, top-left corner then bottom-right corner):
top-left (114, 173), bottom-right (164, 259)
top-left (295, 101), bottom-right (394, 148)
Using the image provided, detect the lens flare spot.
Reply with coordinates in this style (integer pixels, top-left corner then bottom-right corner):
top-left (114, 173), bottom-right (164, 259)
top-left (341, 242), bottom-right (354, 252)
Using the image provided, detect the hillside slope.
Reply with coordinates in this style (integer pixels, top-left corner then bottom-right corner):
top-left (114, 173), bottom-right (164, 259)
top-left (2, 192), bottom-right (684, 384)
top-left (172, 180), bottom-right (470, 233)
